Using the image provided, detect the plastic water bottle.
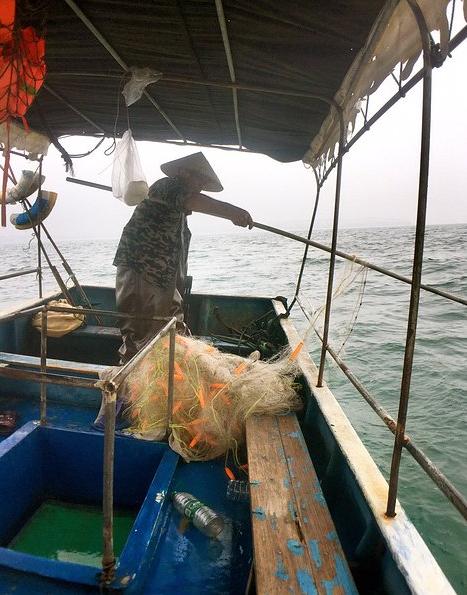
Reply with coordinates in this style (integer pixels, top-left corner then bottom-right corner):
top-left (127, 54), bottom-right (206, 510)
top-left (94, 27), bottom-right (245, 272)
top-left (172, 492), bottom-right (224, 538)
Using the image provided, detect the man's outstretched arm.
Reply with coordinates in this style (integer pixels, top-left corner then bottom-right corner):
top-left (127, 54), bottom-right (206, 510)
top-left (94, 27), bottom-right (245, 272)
top-left (184, 193), bottom-right (253, 228)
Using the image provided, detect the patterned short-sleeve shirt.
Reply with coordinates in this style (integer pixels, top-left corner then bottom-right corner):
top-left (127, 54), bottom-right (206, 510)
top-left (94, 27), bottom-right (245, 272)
top-left (113, 177), bottom-right (191, 288)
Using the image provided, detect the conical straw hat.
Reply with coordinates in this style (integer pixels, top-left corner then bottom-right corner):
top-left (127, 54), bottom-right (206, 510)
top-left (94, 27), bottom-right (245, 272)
top-left (160, 152), bottom-right (223, 192)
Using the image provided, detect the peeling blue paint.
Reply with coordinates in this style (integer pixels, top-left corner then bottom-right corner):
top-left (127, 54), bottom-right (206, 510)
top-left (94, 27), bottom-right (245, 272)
top-left (303, 516), bottom-right (309, 524)
top-left (287, 539), bottom-right (304, 556)
top-left (287, 431), bottom-right (300, 438)
top-left (335, 554), bottom-right (358, 594)
top-left (288, 501), bottom-right (297, 521)
top-left (252, 507), bottom-right (266, 520)
top-left (296, 569), bottom-right (318, 594)
top-left (278, 445), bottom-right (287, 464)
top-left (322, 554), bottom-right (358, 594)
top-left (270, 515), bottom-right (278, 531)
top-left (308, 540), bottom-right (322, 568)
top-left (249, 479), bottom-right (260, 488)
top-left (286, 456), bottom-right (295, 478)
top-left (283, 478), bottom-right (290, 488)
top-left (275, 556), bottom-right (289, 581)
top-left (314, 491), bottom-right (326, 506)
top-left (326, 531), bottom-right (337, 541)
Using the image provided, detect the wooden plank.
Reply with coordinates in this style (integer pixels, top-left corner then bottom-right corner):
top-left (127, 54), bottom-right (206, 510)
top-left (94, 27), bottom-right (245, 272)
top-left (247, 413), bottom-right (357, 594)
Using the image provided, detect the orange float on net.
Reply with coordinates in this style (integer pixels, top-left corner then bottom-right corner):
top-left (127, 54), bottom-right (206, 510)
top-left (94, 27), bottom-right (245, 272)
top-left (289, 340), bottom-right (304, 361)
top-left (172, 402), bottom-right (182, 415)
top-left (156, 378), bottom-right (168, 397)
top-left (224, 467), bottom-right (236, 481)
top-left (189, 433), bottom-right (202, 448)
top-left (234, 361), bottom-right (247, 375)
top-left (197, 386), bottom-right (206, 408)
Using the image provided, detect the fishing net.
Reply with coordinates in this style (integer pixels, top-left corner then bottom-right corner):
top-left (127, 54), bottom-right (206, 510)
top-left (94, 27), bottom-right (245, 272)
top-left (111, 335), bottom-right (302, 462)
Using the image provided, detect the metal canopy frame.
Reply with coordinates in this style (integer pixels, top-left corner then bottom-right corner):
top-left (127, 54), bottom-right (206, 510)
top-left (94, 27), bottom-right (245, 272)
top-left (63, 0), bottom-right (186, 142)
top-left (286, 0), bottom-right (467, 525)
top-left (214, 0), bottom-right (242, 149)
top-left (1, 0), bottom-right (466, 587)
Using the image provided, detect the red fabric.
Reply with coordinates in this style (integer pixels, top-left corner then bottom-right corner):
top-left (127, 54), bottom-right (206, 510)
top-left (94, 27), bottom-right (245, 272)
top-left (0, 15), bottom-right (46, 122)
top-left (0, 0), bottom-right (46, 226)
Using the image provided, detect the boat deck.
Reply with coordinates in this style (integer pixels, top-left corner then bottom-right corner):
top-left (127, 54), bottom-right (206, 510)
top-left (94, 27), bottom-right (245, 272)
top-left (0, 286), bottom-right (453, 594)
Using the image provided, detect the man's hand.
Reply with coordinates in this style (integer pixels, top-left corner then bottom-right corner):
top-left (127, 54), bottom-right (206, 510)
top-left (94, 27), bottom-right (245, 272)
top-left (231, 208), bottom-right (253, 229)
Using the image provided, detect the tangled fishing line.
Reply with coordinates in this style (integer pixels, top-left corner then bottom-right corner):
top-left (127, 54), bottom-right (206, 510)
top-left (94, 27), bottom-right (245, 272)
top-left (101, 335), bottom-right (303, 462)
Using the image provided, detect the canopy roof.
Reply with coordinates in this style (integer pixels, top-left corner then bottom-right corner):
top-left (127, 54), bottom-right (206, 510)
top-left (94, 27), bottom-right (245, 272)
top-left (20, 0), bottom-right (388, 163)
top-left (18, 0), bottom-right (461, 164)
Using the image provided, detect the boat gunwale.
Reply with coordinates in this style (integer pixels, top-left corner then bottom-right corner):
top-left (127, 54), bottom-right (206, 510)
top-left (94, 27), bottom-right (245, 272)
top-left (273, 298), bottom-right (455, 595)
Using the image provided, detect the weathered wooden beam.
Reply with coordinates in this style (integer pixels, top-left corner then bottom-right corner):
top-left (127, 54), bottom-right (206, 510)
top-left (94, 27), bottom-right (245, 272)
top-left (246, 413), bottom-right (356, 594)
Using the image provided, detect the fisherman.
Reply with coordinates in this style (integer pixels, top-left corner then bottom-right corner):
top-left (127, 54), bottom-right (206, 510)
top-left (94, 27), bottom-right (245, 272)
top-left (113, 152), bottom-right (253, 364)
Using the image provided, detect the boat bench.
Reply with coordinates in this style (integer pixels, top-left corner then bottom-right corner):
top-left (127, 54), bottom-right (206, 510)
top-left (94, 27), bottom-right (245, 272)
top-left (72, 324), bottom-right (121, 339)
top-left (246, 413), bottom-right (357, 594)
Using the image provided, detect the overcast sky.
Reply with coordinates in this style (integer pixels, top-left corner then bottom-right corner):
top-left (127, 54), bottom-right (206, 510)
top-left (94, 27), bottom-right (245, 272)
top-left (1, 16), bottom-right (466, 243)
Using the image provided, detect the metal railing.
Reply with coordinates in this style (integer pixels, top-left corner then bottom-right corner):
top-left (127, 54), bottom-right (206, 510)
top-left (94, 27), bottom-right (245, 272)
top-left (0, 303), bottom-right (177, 586)
top-left (0, 268), bottom-right (40, 283)
top-left (286, 0), bottom-right (467, 525)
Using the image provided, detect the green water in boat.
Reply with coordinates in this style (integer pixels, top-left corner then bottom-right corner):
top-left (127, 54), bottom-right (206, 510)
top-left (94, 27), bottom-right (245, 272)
top-left (9, 500), bottom-right (136, 567)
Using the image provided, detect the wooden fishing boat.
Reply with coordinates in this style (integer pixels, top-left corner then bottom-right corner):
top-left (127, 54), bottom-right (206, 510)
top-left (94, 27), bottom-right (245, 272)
top-left (0, 1), bottom-right (465, 593)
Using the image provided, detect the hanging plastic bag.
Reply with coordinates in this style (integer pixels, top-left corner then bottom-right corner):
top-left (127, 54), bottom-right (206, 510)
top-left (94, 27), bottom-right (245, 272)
top-left (111, 130), bottom-right (148, 206)
top-left (122, 67), bottom-right (162, 107)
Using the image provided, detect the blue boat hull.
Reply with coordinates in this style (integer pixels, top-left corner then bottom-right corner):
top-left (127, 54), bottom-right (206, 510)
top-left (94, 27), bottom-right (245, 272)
top-left (0, 286), bottom-right (454, 594)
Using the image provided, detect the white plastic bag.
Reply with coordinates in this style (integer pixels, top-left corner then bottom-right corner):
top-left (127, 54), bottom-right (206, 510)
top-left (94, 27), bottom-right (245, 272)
top-left (111, 130), bottom-right (148, 206)
top-left (122, 67), bottom-right (162, 107)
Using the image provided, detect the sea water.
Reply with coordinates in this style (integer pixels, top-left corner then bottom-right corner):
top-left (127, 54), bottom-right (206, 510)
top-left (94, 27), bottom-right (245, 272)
top-left (0, 223), bottom-right (465, 591)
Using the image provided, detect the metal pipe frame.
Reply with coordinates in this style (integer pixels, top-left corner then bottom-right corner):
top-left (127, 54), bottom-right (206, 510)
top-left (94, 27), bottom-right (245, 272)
top-left (214, 0), bottom-right (242, 148)
top-left (46, 303), bottom-right (172, 324)
top-left (0, 268), bottom-right (39, 282)
top-left (105, 317), bottom-right (177, 392)
top-left (47, 70), bottom-right (339, 103)
top-left (21, 196), bottom-right (101, 323)
top-left (386, 0), bottom-right (433, 518)
top-left (101, 387), bottom-right (117, 585)
top-left (99, 317), bottom-right (177, 584)
top-left (17, 198), bottom-right (76, 307)
top-left (316, 104), bottom-right (345, 388)
top-left (62, 0), bottom-right (186, 142)
top-left (40, 307), bottom-right (47, 424)
top-left (37, 224), bottom-right (43, 298)
top-left (253, 222), bottom-right (467, 307)
top-left (312, 324), bottom-right (467, 521)
top-left (43, 84), bottom-right (106, 134)
top-left (287, 168), bottom-right (322, 314)
top-left (0, 304), bottom-right (48, 324)
top-left (0, 366), bottom-right (101, 390)
top-left (37, 159), bottom-right (43, 299)
top-left (166, 326), bottom-right (176, 437)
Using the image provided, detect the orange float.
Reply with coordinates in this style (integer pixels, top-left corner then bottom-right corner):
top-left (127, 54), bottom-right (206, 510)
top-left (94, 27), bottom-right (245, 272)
top-left (0, 0), bottom-right (46, 226)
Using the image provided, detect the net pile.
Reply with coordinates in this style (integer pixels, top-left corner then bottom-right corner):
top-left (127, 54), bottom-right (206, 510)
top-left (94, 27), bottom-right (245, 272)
top-left (118, 335), bottom-right (302, 462)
